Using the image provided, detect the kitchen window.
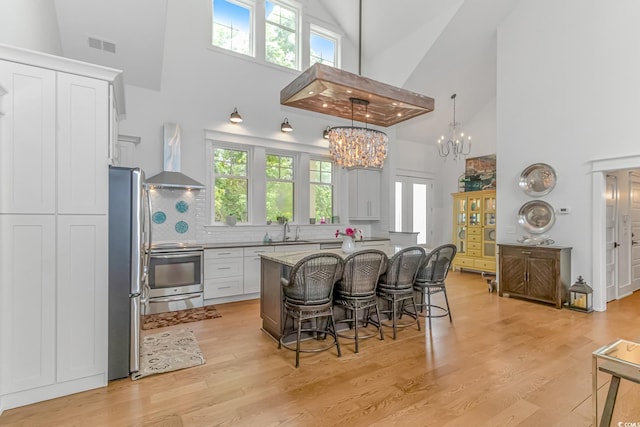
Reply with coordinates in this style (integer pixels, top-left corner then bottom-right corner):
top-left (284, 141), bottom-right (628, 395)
top-left (213, 147), bottom-right (249, 222)
top-left (310, 159), bottom-right (333, 222)
top-left (211, 0), bottom-right (254, 56)
top-left (265, 1), bottom-right (298, 69)
top-left (310, 25), bottom-right (338, 67)
top-left (266, 153), bottom-right (294, 222)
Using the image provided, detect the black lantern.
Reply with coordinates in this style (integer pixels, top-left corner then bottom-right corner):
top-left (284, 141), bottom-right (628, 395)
top-left (567, 276), bottom-right (593, 312)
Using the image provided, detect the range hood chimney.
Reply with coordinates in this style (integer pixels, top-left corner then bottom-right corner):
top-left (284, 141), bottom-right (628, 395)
top-left (146, 123), bottom-right (205, 189)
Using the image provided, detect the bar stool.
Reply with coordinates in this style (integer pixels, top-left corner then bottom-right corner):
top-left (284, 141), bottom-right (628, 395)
top-left (333, 250), bottom-right (388, 353)
top-left (373, 246), bottom-right (425, 340)
top-left (413, 244), bottom-right (457, 329)
top-left (278, 253), bottom-right (344, 368)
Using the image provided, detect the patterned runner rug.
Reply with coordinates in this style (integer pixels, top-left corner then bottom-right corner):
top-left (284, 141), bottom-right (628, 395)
top-left (132, 329), bottom-right (205, 380)
top-left (142, 305), bottom-right (221, 330)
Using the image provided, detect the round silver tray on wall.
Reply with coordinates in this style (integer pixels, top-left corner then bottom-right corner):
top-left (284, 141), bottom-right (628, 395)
top-left (518, 200), bottom-right (556, 234)
top-left (519, 163), bottom-right (557, 197)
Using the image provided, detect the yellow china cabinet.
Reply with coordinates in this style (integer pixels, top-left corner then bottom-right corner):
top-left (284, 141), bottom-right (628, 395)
top-left (451, 190), bottom-right (496, 273)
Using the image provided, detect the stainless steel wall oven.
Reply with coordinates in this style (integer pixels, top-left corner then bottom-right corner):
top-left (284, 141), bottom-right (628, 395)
top-left (146, 245), bottom-right (204, 314)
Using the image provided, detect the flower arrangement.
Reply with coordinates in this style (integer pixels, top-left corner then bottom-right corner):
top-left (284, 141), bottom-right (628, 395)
top-left (335, 227), bottom-right (363, 240)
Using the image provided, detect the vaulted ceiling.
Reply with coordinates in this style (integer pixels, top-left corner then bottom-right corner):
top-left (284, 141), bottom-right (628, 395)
top-left (52, 0), bottom-right (519, 145)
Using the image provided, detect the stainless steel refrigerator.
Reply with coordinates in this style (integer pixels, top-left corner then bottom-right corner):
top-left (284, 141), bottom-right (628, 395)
top-left (108, 166), bottom-right (150, 380)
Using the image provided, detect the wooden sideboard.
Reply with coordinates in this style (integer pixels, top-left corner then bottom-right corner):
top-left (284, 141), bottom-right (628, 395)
top-left (498, 244), bottom-right (572, 308)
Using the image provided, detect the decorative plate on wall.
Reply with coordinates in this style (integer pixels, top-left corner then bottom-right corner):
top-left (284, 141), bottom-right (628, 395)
top-left (152, 211), bottom-right (166, 224)
top-left (175, 221), bottom-right (189, 233)
top-left (518, 163), bottom-right (557, 196)
top-left (175, 200), bottom-right (189, 213)
top-left (518, 200), bottom-right (556, 234)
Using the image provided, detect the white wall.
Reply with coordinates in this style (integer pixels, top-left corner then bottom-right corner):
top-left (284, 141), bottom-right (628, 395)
top-left (497, 0), bottom-right (640, 308)
top-left (0, 0), bottom-right (61, 55)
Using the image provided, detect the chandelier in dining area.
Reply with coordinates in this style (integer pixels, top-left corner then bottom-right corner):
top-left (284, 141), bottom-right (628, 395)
top-left (327, 98), bottom-right (388, 168)
top-left (438, 93), bottom-right (472, 160)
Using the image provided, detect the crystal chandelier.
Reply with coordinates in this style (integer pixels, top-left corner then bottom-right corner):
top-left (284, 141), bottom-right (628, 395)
top-left (438, 94), bottom-right (471, 160)
top-left (327, 98), bottom-right (388, 168)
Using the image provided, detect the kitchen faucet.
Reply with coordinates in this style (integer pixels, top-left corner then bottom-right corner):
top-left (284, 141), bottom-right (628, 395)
top-left (294, 225), bottom-right (300, 241)
top-left (282, 221), bottom-right (291, 241)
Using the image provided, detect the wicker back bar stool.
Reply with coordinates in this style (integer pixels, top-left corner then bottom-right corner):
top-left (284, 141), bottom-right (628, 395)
top-left (333, 250), bottom-right (388, 353)
top-left (371, 246), bottom-right (425, 340)
top-left (414, 244), bottom-right (457, 329)
top-left (278, 253), bottom-right (344, 368)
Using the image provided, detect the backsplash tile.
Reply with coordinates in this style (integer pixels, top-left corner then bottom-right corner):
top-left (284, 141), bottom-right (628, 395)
top-left (149, 188), bottom-right (204, 243)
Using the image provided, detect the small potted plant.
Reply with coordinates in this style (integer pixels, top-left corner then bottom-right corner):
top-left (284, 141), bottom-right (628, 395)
top-left (225, 214), bottom-right (237, 226)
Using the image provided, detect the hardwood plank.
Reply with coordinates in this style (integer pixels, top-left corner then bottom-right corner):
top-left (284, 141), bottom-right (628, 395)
top-left (2, 272), bottom-right (640, 426)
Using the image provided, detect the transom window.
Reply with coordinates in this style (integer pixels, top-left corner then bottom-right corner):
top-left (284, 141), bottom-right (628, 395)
top-left (310, 26), bottom-right (337, 67)
top-left (266, 154), bottom-right (294, 222)
top-left (309, 159), bottom-right (333, 222)
top-left (212, 0), bottom-right (253, 56)
top-left (265, 1), bottom-right (298, 69)
top-left (213, 147), bottom-right (249, 222)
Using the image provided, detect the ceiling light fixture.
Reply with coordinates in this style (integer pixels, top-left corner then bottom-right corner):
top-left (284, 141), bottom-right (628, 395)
top-left (281, 118), bottom-right (293, 132)
top-left (229, 107), bottom-right (243, 123)
top-left (438, 94), bottom-right (471, 160)
top-left (279, 0), bottom-right (434, 128)
top-left (327, 98), bottom-right (388, 168)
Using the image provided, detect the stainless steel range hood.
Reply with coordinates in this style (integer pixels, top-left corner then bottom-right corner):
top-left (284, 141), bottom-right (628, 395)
top-left (146, 123), bottom-right (205, 189)
top-left (146, 171), bottom-right (205, 189)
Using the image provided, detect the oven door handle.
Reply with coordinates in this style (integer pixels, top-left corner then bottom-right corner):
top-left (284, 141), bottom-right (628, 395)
top-left (149, 294), bottom-right (200, 303)
top-left (150, 252), bottom-right (203, 259)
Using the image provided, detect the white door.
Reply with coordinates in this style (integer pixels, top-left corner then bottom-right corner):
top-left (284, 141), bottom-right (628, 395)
top-left (630, 174), bottom-right (640, 292)
top-left (605, 174), bottom-right (618, 301)
top-left (394, 176), bottom-right (434, 245)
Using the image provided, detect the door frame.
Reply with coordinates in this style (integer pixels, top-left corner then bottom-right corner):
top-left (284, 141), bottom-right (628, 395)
top-left (592, 154), bottom-right (640, 311)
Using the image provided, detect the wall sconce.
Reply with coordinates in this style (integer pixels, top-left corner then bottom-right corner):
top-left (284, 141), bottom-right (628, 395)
top-left (281, 118), bottom-right (293, 132)
top-left (322, 126), bottom-right (330, 139)
top-left (229, 107), bottom-right (243, 123)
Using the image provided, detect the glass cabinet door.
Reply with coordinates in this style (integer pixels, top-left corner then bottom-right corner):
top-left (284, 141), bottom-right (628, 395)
top-left (469, 195), bottom-right (481, 226)
top-left (453, 195), bottom-right (467, 254)
top-left (482, 194), bottom-right (496, 257)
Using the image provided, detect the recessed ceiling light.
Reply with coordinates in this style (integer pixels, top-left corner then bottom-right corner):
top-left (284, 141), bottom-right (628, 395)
top-left (308, 91), bottom-right (314, 95)
top-left (322, 103), bottom-right (328, 107)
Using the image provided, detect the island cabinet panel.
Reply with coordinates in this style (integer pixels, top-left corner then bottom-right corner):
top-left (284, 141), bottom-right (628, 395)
top-left (498, 244), bottom-right (572, 308)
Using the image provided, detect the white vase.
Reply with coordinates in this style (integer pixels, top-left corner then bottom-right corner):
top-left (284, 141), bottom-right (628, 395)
top-left (341, 236), bottom-right (355, 253)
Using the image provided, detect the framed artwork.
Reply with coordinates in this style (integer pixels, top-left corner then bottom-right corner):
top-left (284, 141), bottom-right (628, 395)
top-left (464, 154), bottom-right (496, 191)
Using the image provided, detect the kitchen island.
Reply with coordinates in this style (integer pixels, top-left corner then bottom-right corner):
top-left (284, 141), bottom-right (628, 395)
top-left (260, 245), bottom-right (431, 341)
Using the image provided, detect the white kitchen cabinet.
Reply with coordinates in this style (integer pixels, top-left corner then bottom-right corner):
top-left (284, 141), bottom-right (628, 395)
top-left (243, 246), bottom-right (275, 294)
top-left (204, 248), bottom-right (244, 299)
top-left (0, 61), bottom-right (56, 214)
top-left (0, 45), bottom-right (120, 411)
top-left (56, 215), bottom-right (108, 382)
top-left (0, 215), bottom-right (56, 394)
top-left (57, 73), bottom-right (109, 215)
top-left (348, 168), bottom-right (381, 220)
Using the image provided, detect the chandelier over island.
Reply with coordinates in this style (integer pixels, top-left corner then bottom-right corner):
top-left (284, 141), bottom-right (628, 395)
top-left (327, 98), bottom-right (388, 168)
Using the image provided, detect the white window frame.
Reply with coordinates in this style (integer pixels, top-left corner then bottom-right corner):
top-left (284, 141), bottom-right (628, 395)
top-left (211, 0), bottom-right (256, 57)
top-left (309, 24), bottom-right (340, 68)
top-left (265, 151), bottom-right (296, 222)
top-left (210, 143), bottom-right (253, 224)
top-left (309, 157), bottom-right (335, 222)
top-left (264, 0), bottom-right (301, 70)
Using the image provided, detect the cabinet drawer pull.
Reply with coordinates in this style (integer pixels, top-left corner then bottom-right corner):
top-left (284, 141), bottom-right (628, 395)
top-left (521, 251), bottom-right (532, 255)
top-left (218, 252), bottom-right (232, 255)
top-left (217, 267), bottom-right (231, 270)
top-left (218, 286), bottom-right (231, 289)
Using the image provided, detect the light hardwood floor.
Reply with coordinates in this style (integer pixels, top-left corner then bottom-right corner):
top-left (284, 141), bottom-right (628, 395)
top-left (2, 272), bottom-right (640, 426)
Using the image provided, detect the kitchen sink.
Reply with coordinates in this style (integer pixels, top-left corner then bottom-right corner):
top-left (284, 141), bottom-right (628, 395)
top-left (270, 240), bottom-right (312, 245)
